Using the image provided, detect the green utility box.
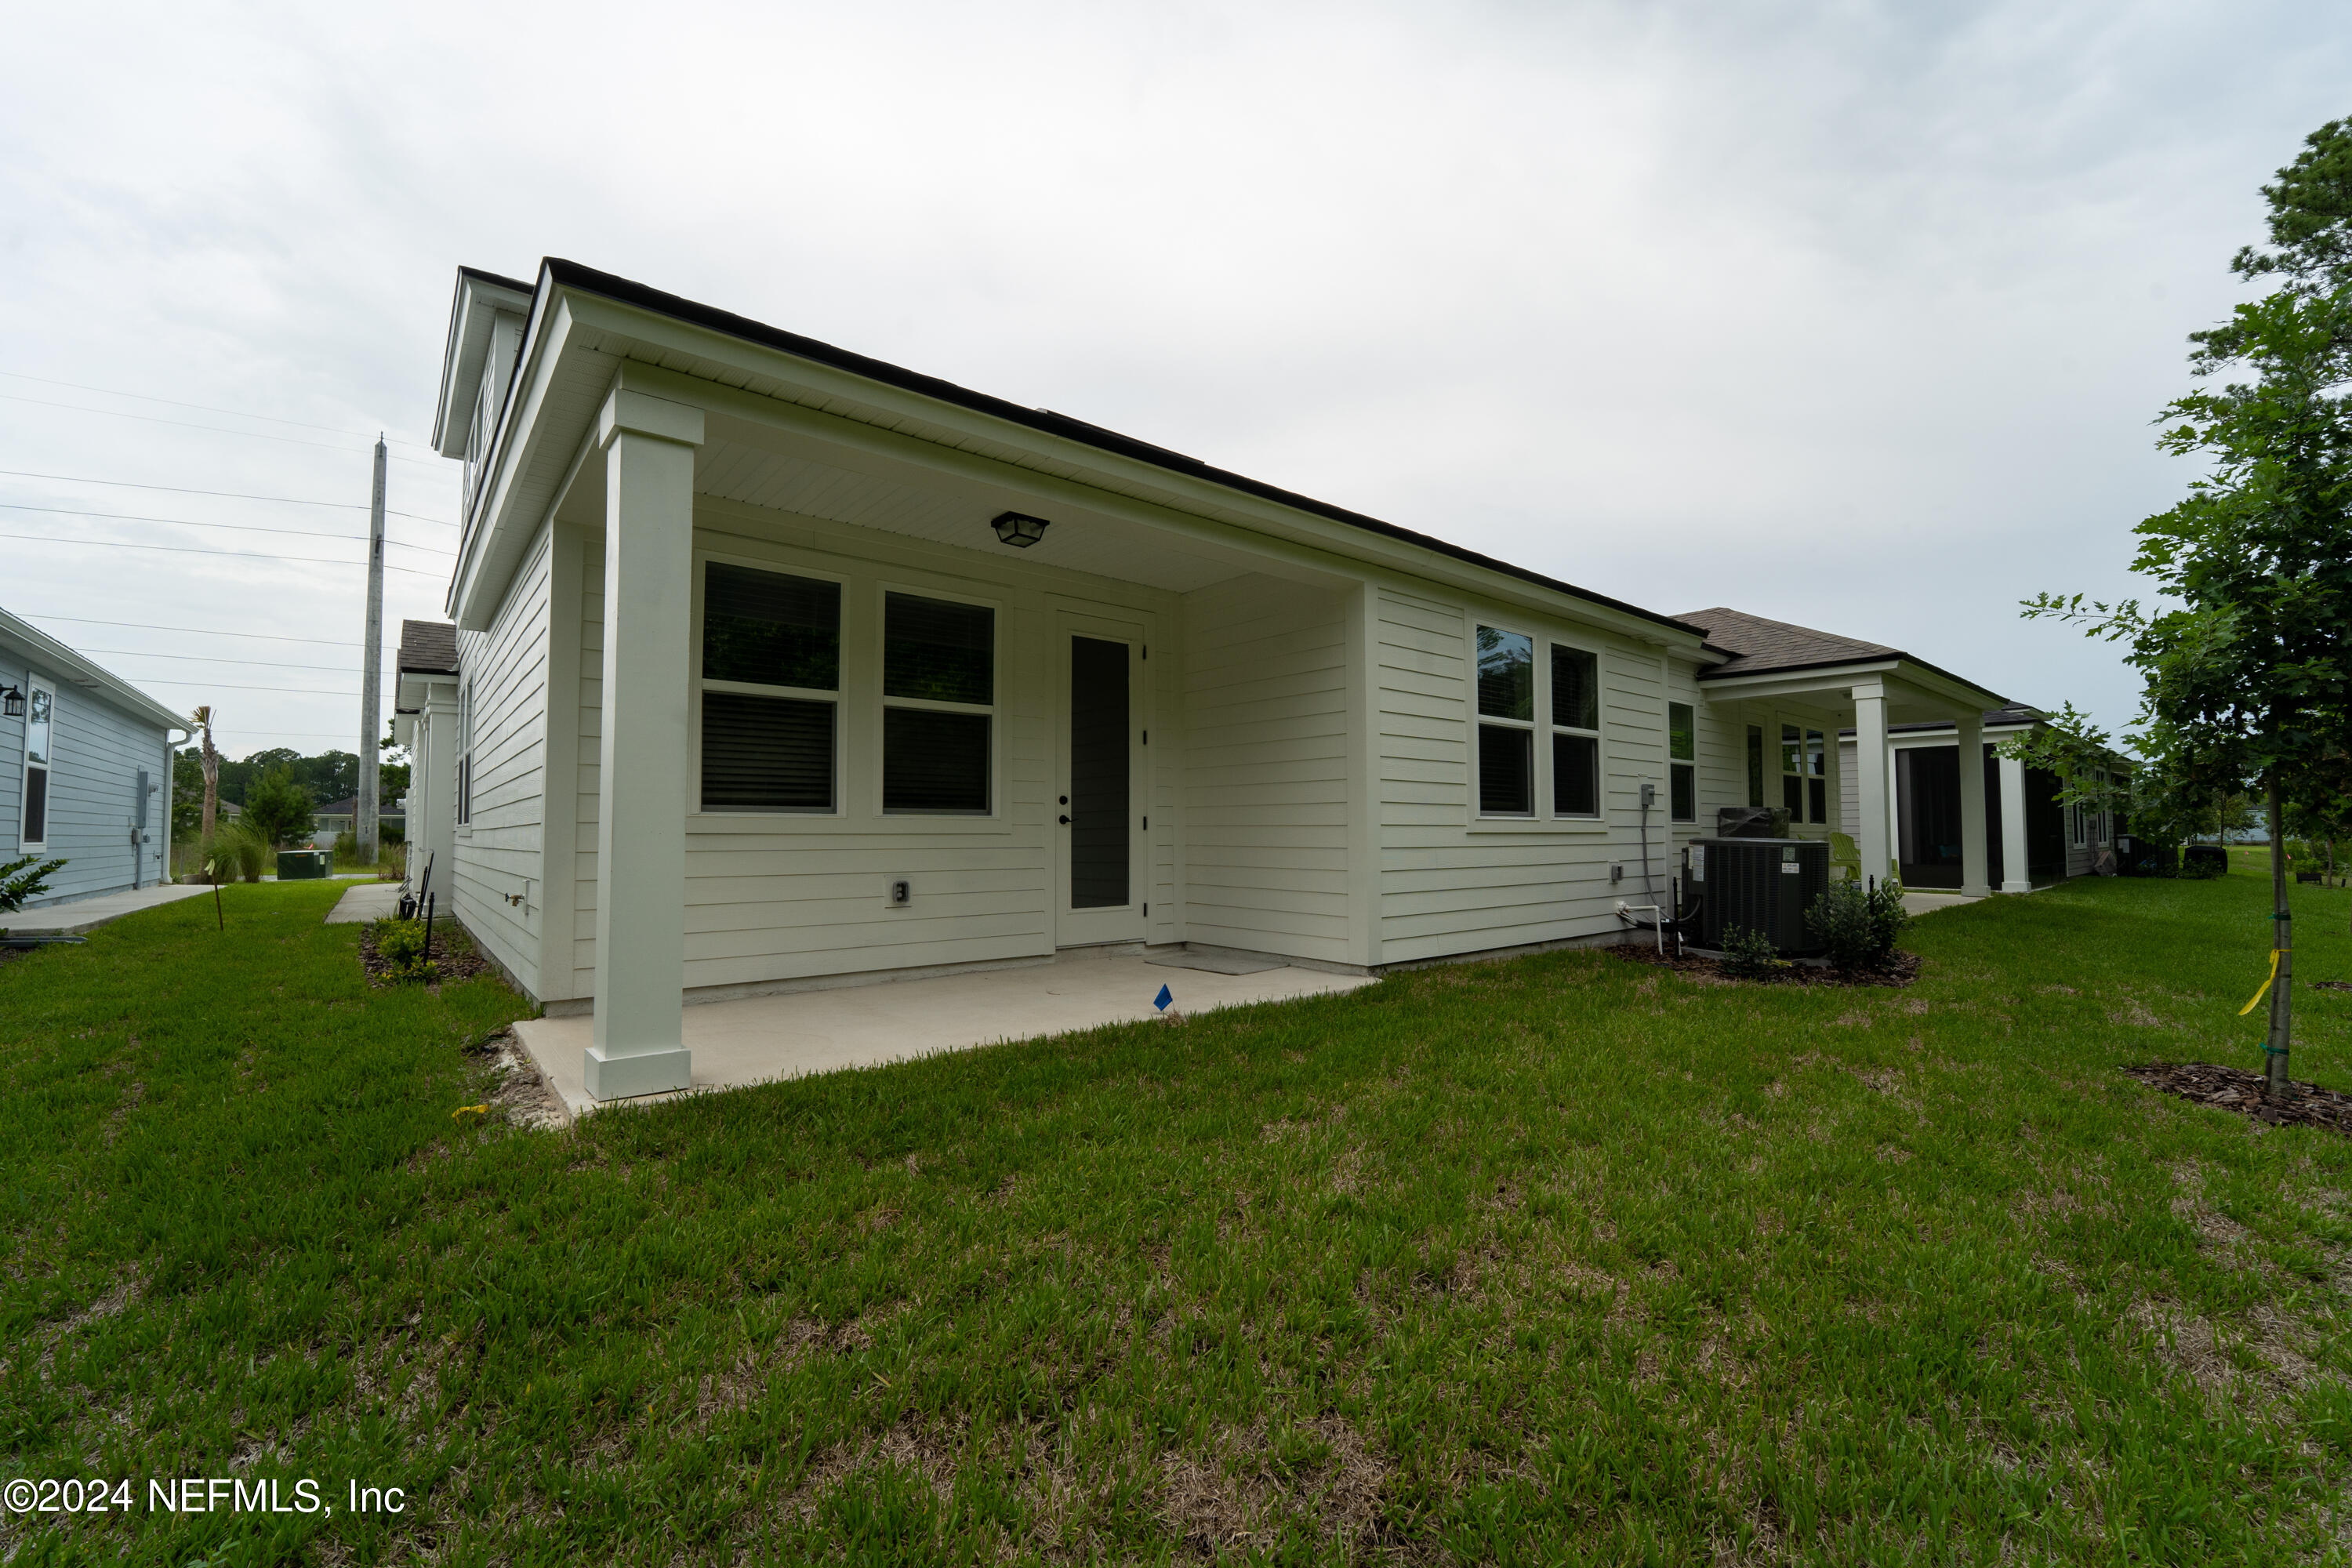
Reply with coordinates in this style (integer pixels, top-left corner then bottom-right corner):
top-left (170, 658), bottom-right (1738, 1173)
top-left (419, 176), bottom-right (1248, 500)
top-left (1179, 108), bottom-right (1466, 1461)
top-left (277, 850), bottom-right (331, 880)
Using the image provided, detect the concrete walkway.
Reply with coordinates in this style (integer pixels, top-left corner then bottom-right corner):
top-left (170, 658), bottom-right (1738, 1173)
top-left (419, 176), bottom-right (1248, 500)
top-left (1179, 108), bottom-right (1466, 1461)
top-left (1901, 890), bottom-right (1985, 917)
top-left (4, 882), bottom-right (213, 936)
top-left (325, 882), bottom-right (404, 924)
top-left (514, 947), bottom-right (1377, 1119)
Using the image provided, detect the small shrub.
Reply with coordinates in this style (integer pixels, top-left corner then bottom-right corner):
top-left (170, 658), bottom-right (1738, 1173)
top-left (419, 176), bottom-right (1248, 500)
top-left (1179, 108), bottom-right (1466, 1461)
top-left (1806, 878), bottom-right (1911, 972)
top-left (1720, 924), bottom-right (1784, 979)
top-left (201, 822), bottom-right (268, 884)
top-left (370, 916), bottom-right (438, 984)
top-left (332, 830), bottom-right (359, 862)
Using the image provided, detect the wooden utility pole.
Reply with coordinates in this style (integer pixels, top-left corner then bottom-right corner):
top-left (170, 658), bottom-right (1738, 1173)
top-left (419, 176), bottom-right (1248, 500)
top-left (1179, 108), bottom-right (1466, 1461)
top-left (358, 437), bottom-right (387, 865)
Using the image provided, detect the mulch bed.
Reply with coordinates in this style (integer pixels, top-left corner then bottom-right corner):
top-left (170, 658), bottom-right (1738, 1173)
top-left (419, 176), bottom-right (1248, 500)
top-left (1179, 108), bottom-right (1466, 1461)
top-left (1608, 942), bottom-right (1922, 989)
top-left (2125, 1061), bottom-right (2352, 1139)
top-left (357, 917), bottom-right (494, 989)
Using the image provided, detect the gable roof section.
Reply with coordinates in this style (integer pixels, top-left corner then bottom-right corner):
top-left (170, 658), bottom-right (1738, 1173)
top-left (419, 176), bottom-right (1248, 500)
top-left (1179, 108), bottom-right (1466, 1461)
top-left (1674, 607), bottom-right (1900, 678)
top-left (499, 258), bottom-right (1703, 641)
top-left (396, 619), bottom-right (459, 675)
top-left (0, 604), bottom-right (186, 732)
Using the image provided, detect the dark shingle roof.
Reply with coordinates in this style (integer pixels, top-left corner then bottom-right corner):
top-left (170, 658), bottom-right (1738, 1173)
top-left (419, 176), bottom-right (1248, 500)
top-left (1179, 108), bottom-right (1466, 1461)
top-left (397, 619), bottom-right (459, 675)
top-left (1674, 608), bottom-right (1899, 679)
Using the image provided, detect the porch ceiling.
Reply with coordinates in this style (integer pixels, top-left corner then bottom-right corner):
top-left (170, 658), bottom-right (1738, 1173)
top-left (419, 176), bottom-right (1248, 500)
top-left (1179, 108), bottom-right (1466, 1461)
top-left (549, 398), bottom-right (1332, 597)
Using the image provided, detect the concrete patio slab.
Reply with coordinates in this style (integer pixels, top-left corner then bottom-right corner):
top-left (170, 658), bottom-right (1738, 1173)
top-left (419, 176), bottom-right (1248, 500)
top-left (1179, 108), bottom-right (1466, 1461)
top-left (5, 882), bottom-right (212, 936)
top-left (513, 947), bottom-right (1377, 1119)
top-left (325, 883), bottom-right (404, 924)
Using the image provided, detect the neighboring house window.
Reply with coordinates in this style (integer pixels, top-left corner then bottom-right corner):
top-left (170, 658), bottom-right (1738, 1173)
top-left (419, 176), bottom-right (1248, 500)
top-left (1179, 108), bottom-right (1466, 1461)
top-left (882, 591), bottom-right (993, 814)
top-left (1549, 643), bottom-right (1599, 818)
top-left (1668, 702), bottom-right (1697, 822)
top-left (699, 563), bottom-right (840, 812)
top-left (456, 678), bottom-right (474, 826)
top-left (20, 680), bottom-right (53, 848)
top-left (1474, 626), bottom-right (1534, 816)
top-left (1745, 724), bottom-right (1765, 809)
top-left (1806, 728), bottom-right (1828, 825)
top-left (1781, 723), bottom-right (1804, 821)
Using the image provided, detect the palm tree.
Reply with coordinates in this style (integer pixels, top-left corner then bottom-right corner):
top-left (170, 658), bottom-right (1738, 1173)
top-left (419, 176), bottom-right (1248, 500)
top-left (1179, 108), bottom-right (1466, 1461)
top-left (191, 706), bottom-right (220, 840)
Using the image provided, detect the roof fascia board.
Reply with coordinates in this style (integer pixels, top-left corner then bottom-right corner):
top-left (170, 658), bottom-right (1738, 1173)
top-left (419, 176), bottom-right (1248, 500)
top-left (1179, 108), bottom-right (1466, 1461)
top-left (431, 270), bottom-right (535, 458)
top-left (1695, 660), bottom-right (1904, 703)
top-left (550, 282), bottom-right (1707, 650)
top-left (581, 332), bottom-right (1704, 651)
top-left (1702, 653), bottom-right (2002, 711)
top-left (449, 292), bottom-right (576, 628)
top-left (0, 608), bottom-right (187, 731)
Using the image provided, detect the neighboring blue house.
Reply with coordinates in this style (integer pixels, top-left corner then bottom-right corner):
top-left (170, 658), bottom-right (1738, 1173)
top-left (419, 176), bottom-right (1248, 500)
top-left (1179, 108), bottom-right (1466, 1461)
top-left (1, 605), bottom-right (186, 906)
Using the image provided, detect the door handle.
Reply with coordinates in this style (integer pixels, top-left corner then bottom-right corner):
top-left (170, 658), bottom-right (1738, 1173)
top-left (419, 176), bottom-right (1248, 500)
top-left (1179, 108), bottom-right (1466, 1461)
top-left (1058, 815), bottom-right (1070, 826)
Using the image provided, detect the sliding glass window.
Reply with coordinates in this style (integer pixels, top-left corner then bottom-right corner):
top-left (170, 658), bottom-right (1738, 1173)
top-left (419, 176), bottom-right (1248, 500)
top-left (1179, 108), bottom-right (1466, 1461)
top-left (1549, 643), bottom-right (1599, 818)
top-left (699, 563), bottom-right (840, 811)
top-left (883, 591), bottom-right (994, 815)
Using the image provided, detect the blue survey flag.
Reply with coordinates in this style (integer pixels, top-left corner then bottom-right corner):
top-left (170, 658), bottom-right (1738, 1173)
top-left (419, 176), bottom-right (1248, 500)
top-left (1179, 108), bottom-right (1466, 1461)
top-left (1154, 983), bottom-right (1173, 1011)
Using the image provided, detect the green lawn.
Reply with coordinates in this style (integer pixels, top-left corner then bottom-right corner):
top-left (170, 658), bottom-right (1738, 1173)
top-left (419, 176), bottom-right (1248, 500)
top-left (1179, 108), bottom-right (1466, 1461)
top-left (2, 873), bottom-right (2350, 1566)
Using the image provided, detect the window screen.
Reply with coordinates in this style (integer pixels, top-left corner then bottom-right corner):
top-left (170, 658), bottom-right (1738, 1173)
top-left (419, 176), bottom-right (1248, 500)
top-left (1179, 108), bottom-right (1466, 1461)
top-left (1550, 645), bottom-right (1596, 730)
top-left (699, 564), bottom-right (841, 813)
top-left (885, 593), bottom-right (993, 706)
top-left (1746, 724), bottom-right (1766, 808)
top-left (1548, 644), bottom-right (1600, 818)
top-left (20, 685), bottom-right (51, 844)
top-left (884, 593), bottom-right (994, 814)
top-left (1475, 626), bottom-right (1534, 816)
top-left (1553, 733), bottom-right (1599, 817)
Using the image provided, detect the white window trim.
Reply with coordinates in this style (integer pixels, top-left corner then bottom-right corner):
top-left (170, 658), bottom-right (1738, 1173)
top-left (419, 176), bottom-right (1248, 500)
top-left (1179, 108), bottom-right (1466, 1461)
top-left (18, 674), bottom-right (54, 851)
top-left (1471, 620), bottom-right (1538, 822)
top-left (873, 579), bottom-right (1003, 820)
top-left (1549, 638), bottom-right (1605, 822)
top-left (1666, 698), bottom-right (1698, 825)
top-left (689, 550), bottom-right (848, 819)
top-left (1461, 614), bottom-right (1610, 834)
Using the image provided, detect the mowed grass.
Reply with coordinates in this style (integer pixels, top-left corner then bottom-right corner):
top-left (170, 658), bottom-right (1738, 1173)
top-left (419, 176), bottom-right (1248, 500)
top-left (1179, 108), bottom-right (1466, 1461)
top-left (2, 874), bottom-right (2350, 1566)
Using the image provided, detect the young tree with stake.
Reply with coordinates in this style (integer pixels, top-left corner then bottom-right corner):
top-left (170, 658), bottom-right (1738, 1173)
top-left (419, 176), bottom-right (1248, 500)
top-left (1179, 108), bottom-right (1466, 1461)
top-left (2025, 118), bottom-right (2352, 1104)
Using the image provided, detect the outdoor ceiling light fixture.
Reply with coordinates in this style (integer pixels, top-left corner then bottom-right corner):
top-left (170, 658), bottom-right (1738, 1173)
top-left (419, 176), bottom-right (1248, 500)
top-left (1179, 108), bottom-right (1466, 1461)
top-left (990, 510), bottom-right (1050, 548)
top-left (0, 684), bottom-right (21, 719)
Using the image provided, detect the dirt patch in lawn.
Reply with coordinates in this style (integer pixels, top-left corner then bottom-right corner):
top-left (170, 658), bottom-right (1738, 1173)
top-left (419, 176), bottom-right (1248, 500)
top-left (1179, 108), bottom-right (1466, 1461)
top-left (1609, 942), bottom-right (1922, 989)
top-left (2126, 1062), bottom-right (2352, 1140)
top-left (2312, 979), bottom-right (2352, 993)
top-left (357, 917), bottom-right (494, 989)
top-left (471, 1025), bottom-right (569, 1131)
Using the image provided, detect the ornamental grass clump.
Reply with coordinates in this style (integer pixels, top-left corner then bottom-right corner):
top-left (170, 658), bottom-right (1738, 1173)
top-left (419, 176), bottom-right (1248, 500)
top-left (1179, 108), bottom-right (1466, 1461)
top-left (1806, 877), bottom-right (1911, 974)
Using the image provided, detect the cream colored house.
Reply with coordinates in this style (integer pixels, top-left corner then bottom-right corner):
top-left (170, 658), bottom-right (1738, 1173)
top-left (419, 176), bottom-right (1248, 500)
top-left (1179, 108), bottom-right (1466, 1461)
top-left (427, 260), bottom-right (2007, 1101)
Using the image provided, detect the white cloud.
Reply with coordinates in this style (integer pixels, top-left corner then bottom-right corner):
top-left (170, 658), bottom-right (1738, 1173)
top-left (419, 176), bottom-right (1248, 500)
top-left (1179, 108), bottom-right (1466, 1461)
top-left (2, 0), bottom-right (2343, 754)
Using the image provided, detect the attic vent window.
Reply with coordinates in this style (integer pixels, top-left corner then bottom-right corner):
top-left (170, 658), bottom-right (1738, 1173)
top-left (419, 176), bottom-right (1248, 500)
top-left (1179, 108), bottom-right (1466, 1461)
top-left (990, 511), bottom-right (1049, 548)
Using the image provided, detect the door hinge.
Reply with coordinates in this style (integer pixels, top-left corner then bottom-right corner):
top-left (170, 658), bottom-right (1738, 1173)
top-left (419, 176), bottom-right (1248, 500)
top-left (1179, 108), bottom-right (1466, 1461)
top-left (1142, 729), bottom-right (1149, 745)
top-left (1142, 644), bottom-right (1148, 660)
top-left (1143, 902), bottom-right (1149, 916)
top-left (1142, 816), bottom-right (1149, 829)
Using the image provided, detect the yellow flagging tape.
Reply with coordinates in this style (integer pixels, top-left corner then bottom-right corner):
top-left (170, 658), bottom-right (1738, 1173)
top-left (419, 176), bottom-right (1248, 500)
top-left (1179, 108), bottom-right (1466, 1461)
top-left (2239, 949), bottom-right (2283, 1017)
top-left (452, 1103), bottom-right (488, 1119)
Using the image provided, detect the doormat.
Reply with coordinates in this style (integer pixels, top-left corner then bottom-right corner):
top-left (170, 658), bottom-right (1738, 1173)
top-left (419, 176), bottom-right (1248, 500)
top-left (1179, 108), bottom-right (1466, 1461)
top-left (1148, 952), bottom-right (1287, 975)
top-left (2125, 1062), bottom-right (2352, 1139)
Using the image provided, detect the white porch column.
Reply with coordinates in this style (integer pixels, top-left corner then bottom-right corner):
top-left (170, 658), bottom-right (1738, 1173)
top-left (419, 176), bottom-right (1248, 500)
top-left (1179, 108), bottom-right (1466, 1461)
top-left (1955, 709), bottom-right (1989, 898)
top-left (1999, 753), bottom-right (2031, 891)
top-left (1852, 681), bottom-right (1893, 887)
top-left (584, 387), bottom-right (704, 1101)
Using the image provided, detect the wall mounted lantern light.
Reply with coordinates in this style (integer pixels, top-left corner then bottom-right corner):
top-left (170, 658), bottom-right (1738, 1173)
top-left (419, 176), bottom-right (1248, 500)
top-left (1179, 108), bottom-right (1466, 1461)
top-left (990, 510), bottom-right (1050, 548)
top-left (0, 684), bottom-right (22, 719)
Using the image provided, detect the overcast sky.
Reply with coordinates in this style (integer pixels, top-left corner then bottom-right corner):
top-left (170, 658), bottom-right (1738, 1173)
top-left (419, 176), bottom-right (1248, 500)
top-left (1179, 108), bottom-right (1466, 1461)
top-left (3, 0), bottom-right (2344, 762)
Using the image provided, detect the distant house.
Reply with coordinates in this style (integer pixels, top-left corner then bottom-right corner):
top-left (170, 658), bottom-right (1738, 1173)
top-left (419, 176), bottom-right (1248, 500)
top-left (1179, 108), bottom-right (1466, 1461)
top-left (310, 795), bottom-right (406, 842)
top-left (390, 619), bottom-right (459, 886)
top-left (0, 604), bottom-right (184, 904)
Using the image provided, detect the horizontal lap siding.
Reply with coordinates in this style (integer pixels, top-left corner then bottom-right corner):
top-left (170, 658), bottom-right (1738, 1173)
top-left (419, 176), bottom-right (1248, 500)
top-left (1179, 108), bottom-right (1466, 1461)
top-left (1375, 586), bottom-right (1669, 964)
top-left (572, 541), bottom-right (604, 995)
top-left (1181, 575), bottom-right (1348, 962)
top-left (454, 523), bottom-right (552, 996)
top-left (0, 644), bottom-right (170, 902)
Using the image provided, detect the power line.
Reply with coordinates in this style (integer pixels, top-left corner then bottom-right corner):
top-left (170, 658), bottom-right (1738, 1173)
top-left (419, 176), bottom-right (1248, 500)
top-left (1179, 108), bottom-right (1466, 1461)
top-left (0, 500), bottom-right (455, 555)
top-left (0, 530), bottom-right (445, 577)
top-left (19, 612), bottom-right (361, 646)
top-left (0, 369), bottom-right (436, 449)
top-left (135, 677), bottom-right (358, 695)
top-left (76, 647), bottom-right (392, 673)
top-left (0, 390), bottom-right (445, 466)
top-left (0, 468), bottom-right (453, 524)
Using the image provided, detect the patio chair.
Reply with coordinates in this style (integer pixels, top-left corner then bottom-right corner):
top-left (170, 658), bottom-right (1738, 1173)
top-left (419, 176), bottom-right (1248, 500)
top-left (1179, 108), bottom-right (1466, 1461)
top-left (1828, 832), bottom-right (1863, 882)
